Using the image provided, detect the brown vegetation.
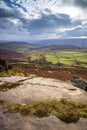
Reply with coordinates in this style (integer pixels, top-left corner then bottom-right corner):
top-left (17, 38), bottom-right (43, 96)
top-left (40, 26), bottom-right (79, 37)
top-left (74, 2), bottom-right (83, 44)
top-left (0, 49), bottom-right (22, 60)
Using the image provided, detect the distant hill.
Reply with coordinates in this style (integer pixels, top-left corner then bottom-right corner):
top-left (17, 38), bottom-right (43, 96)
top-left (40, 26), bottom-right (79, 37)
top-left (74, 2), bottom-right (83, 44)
top-left (0, 42), bottom-right (40, 53)
top-left (37, 38), bottom-right (87, 48)
top-left (0, 49), bottom-right (23, 59)
top-left (0, 39), bottom-right (87, 53)
top-left (35, 44), bottom-right (81, 51)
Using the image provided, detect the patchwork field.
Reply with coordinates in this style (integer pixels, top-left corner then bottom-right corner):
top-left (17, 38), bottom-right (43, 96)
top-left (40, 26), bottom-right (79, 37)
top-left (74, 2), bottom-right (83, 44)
top-left (30, 51), bottom-right (87, 67)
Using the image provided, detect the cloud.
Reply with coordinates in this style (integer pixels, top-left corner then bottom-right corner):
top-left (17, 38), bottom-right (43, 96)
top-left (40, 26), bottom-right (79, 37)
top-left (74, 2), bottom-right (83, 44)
top-left (0, 7), bottom-right (72, 34)
top-left (0, 8), bottom-right (26, 19)
top-left (3, 0), bottom-right (27, 12)
top-left (27, 13), bottom-right (72, 35)
top-left (61, 27), bottom-right (87, 38)
top-left (74, 0), bottom-right (87, 9)
top-left (0, 0), bottom-right (87, 41)
top-left (61, 0), bottom-right (87, 9)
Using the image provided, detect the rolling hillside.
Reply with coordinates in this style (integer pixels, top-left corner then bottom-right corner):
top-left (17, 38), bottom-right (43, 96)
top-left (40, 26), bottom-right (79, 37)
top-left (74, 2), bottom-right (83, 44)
top-left (0, 38), bottom-right (87, 54)
top-left (37, 38), bottom-right (87, 48)
top-left (0, 42), bottom-right (40, 53)
top-left (0, 49), bottom-right (23, 59)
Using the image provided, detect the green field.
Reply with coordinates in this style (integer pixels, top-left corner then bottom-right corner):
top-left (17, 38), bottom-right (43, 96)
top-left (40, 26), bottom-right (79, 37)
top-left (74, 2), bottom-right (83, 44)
top-left (31, 55), bottom-right (42, 61)
top-left (30, 51), bottom-right (87, 67)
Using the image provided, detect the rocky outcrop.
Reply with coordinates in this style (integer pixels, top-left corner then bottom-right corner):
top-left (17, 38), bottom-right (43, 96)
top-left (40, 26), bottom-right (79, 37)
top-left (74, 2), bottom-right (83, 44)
top-left (71, 76), bottom-right (87, 91)
top-left (0, 58), bottom-right (8, 72)
top-left (0, 76), bottom-right (87, 104)
top-left (0, 76), bottom-right (87, 130)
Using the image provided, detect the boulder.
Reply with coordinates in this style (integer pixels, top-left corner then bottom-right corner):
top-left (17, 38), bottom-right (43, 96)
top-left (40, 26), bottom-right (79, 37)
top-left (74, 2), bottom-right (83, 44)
top-left (0, 58), bottom-right (8, 72)
top-left (71, 76), bottom-right (87, 91)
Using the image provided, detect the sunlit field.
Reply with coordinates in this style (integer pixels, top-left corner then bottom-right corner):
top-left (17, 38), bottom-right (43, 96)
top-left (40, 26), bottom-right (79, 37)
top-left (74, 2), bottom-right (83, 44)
top-left (30, 51), bottom-right (87, 67)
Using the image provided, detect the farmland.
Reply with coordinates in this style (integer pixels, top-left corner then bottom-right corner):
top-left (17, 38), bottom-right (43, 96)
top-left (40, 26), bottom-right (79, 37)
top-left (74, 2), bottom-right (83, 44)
top-left (12, 51), bottom-right (86, 81)
top-left (0, 50), bottom-right (87, 81)
top-left (29, 51), bottom-right (87, 67)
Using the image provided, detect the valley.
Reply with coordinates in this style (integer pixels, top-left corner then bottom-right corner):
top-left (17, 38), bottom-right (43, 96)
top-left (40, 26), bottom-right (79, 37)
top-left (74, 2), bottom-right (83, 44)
top-left (0, 40), bottom-right (87, 130)
top-left (0, 40), bottom-right (87, 81)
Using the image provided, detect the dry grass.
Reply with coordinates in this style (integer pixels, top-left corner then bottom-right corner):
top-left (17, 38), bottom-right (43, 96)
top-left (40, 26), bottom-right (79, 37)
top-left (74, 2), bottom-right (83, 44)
top-left (0, 82), bottom-right (21, 91)
top-left (0, 99), bottom-right (87, 123)
top-left (0, 70), bottom-right (25, 77)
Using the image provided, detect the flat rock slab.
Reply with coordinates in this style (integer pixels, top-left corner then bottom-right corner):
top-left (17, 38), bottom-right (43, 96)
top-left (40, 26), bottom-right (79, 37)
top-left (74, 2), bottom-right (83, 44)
top-left (0, 76), bottom-right (87, 104)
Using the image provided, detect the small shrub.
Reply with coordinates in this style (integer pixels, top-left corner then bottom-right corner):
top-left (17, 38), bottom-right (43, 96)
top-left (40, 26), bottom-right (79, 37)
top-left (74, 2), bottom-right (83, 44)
top-left (0, 72), bottom-right (8, 77)
top-left (5, 104), bottom-right (20, 113)
top-left (9, 70), bottom-right (25, 76)
top-left (56, 110), bottom-right (79, 123)
top-left (15, 72), bottom-right (25, 76)
top-left (34, 107), bottom-right (49, 117)
top-left (0, 99), bottom-right (6, 105)
top-left (19, 105), bottom-right (31, 116)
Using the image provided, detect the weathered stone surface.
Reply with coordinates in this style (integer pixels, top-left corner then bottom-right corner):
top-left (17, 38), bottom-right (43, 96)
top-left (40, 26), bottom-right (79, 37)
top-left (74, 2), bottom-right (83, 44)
top-left (0, 108), bottom-right (87, 130)
top-left (0, 76), bottom-right (87, 130)
top-left (71, 76), bottom-right (87, 91)
top-left (0, 76), bottom-right (87, 104)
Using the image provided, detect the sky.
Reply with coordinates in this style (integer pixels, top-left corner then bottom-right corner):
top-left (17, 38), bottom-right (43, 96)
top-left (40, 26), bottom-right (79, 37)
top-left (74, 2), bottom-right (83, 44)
top-left (0, 0), bottom-right (87, 42)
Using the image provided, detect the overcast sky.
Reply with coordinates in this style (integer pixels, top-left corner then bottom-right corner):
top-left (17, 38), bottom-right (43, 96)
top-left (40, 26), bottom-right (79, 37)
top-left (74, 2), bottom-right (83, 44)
top-left (0, 0), bottom-right (87, 42)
